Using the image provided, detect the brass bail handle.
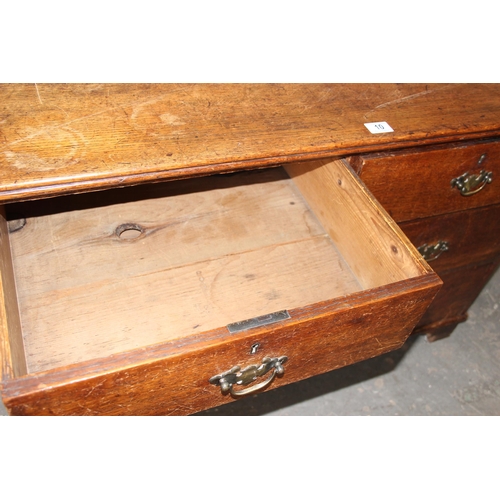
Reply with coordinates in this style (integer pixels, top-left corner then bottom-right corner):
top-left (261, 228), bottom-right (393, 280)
top-left (209, 356), bottom-right (288, 397)
top-left (418, 241), bottom-right (449, 262)
top-left (451, 154), bottom-right (493, 196)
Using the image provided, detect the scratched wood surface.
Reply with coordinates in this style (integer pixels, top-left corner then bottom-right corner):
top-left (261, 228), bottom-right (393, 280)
top-left (2, 274), bottom-right (441, 415)
top-left (1, 84), bottom-right (500, 202)
top-left (8, 168), bottom-right (363, 373)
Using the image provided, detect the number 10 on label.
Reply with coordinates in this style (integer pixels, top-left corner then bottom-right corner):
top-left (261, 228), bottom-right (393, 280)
top-left (364, 122), bottom-right (394, 134)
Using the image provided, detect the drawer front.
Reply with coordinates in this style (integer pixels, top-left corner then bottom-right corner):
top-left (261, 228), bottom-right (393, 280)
top-left (399, 204), bottom-right (500, 273)
top-left (2, 276), bottom-right (439, 416)
top-left (350, 140), bottom-right (500, 222)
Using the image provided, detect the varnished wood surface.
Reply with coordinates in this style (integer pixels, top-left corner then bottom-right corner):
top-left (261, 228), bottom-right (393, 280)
top-left (4, 83), bottom-right (496, 414)
top-left (1, 84), bottom-right (500, 202)
top-left (400, 204), bottom-right (500, 273)
top-left (350, 138), bottom-right (500, 341)
top-left (416, 260), bottom-right (500, 332)
top-left (1, 274), bottom-right (440, 415)
top-left (349, 139), bottom-right (500, 222)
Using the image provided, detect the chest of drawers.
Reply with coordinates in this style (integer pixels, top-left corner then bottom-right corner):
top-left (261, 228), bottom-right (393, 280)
top-left (1, 84), bottom-right (499, 415)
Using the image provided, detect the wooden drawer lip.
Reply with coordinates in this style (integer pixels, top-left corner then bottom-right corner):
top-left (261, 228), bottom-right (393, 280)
top-left (3, 134), bottom-right (500, 205)
top-left (350, 139), bottom-right (500, 222)
top-left (400, 204), bottom-right (500, 273)
top-left (1, 273), bottom-right (441, 415)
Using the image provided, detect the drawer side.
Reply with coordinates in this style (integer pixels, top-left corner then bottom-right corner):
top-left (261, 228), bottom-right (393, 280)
top-left (285, 158), bottom-right (430, 289)
top-left (0, 207), bottom-right (27, 380)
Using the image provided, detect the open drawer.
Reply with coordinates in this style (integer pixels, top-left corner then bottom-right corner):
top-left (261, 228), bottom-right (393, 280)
top-left (0, 158), bottom-right (441, 415)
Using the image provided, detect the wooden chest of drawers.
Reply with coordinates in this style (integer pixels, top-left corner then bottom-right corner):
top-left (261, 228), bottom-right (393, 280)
top-left (1, 84), bottom-right (499, 415)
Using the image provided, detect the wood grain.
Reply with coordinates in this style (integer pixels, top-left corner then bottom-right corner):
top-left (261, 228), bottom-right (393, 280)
top-left (8, 169), bottom-right (327, 293)
top-left (350, 139), bottom-right (500, 341)
top-left (400, 204), bottom-right (500, 273)
top-left (8, 168), bottom-right (361, 373)
top-left (349, 139), bottom-right (500, 222)
top-left (0, 207), bottom-right (26, 378)
top-left (285, 158), bottom-right (429, 289)
top-left (0, 159), bottom-right (442, 415)
top-left (1, 84), bottom-right (500, 202)
top-left (416, 259), bottom-right (500, 331)
top-left (1, 274), bottom-right (441, 415)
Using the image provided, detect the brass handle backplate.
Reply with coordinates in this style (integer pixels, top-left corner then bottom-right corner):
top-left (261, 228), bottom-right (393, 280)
top-left (209, 356), bottom-right (288, 397)
top-left (451, 170), bottom-right (493, 196)
top-left (418, 241), bottom-right (449, 261)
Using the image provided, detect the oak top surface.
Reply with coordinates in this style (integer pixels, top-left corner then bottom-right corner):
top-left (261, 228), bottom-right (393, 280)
top-left (1, 83), bottom-right (500, 201)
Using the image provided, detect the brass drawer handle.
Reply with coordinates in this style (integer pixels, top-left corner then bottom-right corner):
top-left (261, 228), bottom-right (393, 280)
top-left (418, 241), bottom-right (449, 261)
top-left (209, 356), bottom-right (288, 397)
top-left (451, 170), bottom-right (493, 196)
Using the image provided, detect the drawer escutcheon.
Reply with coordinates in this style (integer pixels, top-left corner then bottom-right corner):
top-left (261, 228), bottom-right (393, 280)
top-left (227, 310), bottom-right (290, 333)
top-left (209, 356), bottom-right (288, 397)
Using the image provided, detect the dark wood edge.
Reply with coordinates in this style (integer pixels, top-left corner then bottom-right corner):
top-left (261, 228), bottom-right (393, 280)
top-left (425, 324), bottom-right (463, 343)
top-left (1, 272), bottom-right (441, 402)
top-left (413, 314), bottom-right (468, 335)
top-left (347, 136), bottom-right (500, 174)
top-left (2, 130), bottom-right (500, 203)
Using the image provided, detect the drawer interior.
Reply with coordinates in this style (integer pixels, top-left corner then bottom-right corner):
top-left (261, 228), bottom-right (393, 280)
top-left (2, 159), bottom-right (428, 375)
